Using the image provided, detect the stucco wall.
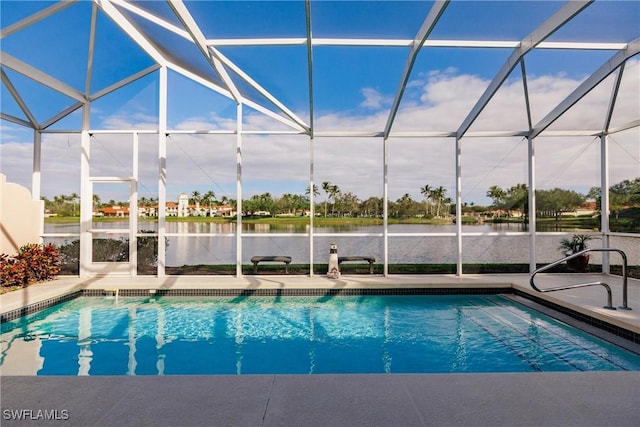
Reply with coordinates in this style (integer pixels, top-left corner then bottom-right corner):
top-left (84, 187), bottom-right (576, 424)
top-left (0, 174), bottom-right (43, 256)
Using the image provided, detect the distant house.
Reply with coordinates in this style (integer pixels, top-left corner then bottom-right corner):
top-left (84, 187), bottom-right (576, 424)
top-left (138, 205), bottom-right (156, 217)
top-left (100, 205), bottom-right (129, 217)
top-left (481, 209), bottom-right (524, 218)
top-left (103, 197), bottom-right (237, 218)
top-left (165, 202), bottom-right (178, 216)
top-left (562, 201), bottom-right (598, 217)
top-left (214, 205), bottom-right (236, 217)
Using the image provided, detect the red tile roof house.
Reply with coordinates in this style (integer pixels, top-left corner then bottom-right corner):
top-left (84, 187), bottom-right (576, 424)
top-left (99, 206), bottom-right (130, 217)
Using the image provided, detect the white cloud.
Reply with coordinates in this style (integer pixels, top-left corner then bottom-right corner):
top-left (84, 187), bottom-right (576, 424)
top-left (0, 141), bottom-right (33, 188)
top-left (420, 73), bottom-right (485, 106)
top-left (100, 113), bottom-right (158, 130)
top-left (1, 60), bottom-right (638, 205)
top-left (360, 87), bottom-right (391, 109)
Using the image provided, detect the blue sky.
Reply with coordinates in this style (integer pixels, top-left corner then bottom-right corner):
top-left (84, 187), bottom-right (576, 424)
top-left (1, 0), bottom-right (639, 204)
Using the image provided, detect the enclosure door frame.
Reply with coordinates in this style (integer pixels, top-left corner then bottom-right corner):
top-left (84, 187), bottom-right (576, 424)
top-left (85, 177), bottom-right (137, 276)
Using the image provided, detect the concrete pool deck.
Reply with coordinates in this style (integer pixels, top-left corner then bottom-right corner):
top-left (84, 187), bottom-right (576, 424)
top-left (1, 273), bottom-right (639, 426)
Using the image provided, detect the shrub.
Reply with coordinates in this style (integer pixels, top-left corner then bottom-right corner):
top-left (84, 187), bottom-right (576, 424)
top-left (58, 239), bottom-right (80, 274)
top-left (0, 243), bottom-right (61, 288)
top-left (558, 234), bottom-right (592, 255)
top-left (56, 230), bottom-right (165, 275)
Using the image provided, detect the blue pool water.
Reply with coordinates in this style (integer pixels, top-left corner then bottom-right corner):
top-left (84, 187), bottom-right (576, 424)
top-left (2, 295), bottom-right (639, 375)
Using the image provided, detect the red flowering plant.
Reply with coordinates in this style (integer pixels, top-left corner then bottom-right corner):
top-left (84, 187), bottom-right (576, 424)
top-left (0, 243), bottom-right (61, 288)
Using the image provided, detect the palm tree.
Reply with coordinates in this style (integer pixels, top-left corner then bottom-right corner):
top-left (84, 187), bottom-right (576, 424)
top-left (420, 184), bottom-right (432, 216)
top-left (361, 196), bottom-right (382, 217)
top-left (431, 186), bottom-right (446, 218)
top-left (337, 192), bottom-right (359, 217)
top-left (202, 190), bottom-right (216, 216)
top-left (279, 193), bottom-right (294, 215)
top-left (260, 192), bottom-right (274, 215)
top-left (321, 181), bottom-right (331, 217)
top-left (291, 194), bottom-right (305, 215)
top-left (486, 185), bottom-right (506, 217)
top-left (442, 196), bottom-right (453, 216)
top-left (190, 191), bottom-right (201, 216)
top-left (92, 194), bottom-right (101, 215)
top-left (306, 184), bottom-right (319, 199)
top-left (305, 184), bottom-right (320, 215)
top-left (396, 193), bottom-right (415, 217)
top-left (70, 192), bottom-right (79, 216)
top-left (507, 183), bottom-right (529, 220)
top-left (328, 184), bottom-right (340, 216)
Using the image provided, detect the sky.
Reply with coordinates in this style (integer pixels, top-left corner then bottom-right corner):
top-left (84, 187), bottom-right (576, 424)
top-left (1, 0), bottom-right (639, 206)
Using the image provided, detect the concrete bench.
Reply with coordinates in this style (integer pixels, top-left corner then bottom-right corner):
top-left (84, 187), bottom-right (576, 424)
top-left (338, 256), bottom-right (376, 274)
top-left (251, 256), bottom-right (292, 274)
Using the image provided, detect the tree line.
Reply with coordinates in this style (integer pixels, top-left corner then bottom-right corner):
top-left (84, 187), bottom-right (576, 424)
top-left (42, 177), bottom-right (639, 220)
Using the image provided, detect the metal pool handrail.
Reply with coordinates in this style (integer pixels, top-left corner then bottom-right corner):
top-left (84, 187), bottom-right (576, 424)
top-left (530, 248), bottom-right (631, 311)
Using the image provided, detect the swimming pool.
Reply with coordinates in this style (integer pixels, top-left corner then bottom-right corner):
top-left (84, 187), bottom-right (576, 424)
top-left (2, 295), bottom-right (639, 375)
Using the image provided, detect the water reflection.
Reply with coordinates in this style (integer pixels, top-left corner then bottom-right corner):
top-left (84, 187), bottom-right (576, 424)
top-left (43, 221), bottom-right (638, 267)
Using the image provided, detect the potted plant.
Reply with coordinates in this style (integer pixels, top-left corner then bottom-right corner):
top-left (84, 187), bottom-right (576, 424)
top-left (558, 234), bottom-right (592, 272)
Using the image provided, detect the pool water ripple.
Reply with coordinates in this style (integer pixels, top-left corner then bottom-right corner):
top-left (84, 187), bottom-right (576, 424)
top-left (1, 295), bottom-right (639, 375)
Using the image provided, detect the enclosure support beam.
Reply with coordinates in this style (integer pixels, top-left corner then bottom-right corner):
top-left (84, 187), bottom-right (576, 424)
top-left (119, 0), bottom-right (306, 131)
top-left (531, 38), bottom-right (640, 139)
top-left (32, 130), bottom-right (41, 202)
top-left (384, 0), bottom-right (449, 138)
top-left (41, 102), bottom-right (84, 130)
top-left (528, 136), bottom-right (537, 273)
top-left (97, 0), bottom-right (167, 66)
top-left (600, 62), bottom-right (622, 276)
top-left (307, 0), bottom-right (316, 276)
top-left (600, 134), bottom-right (610, 274)
top-left (131, 133), bottom-right (139, 277)
top-left (305, 0), bottom-right (315, 137)
top-left (157, 67), bottom-right (168, 278)
top-left (168, 0), bottom-right (242, 103)
top-left (33, 130), bottom-right (43, 244)
top-left (309, 137), bottom-right (315, 276)
top-left (455, 136), bottom-right (462, 276)
top-left (457, 0), bottom-right (592, 138)
top-left (91, 65), bottom-right (161, 103)
top-left (1, 69), bottom-right (39, 128)
top-left (171, 0), bottom-right (308, 129)
top-left (214, 50), bottom-right (309, 132)
top-left (1, 53), bottom-right (85, 103)
top-left (603, 63), bottom-right (624, 133)
top-left (85, 3), bottom-right (98, 99)
top-left (0, 1), bottom-right (77, 39)
top-left (236, 104), bottom-right (244, 277)
top-left (0, 113), bottom-right (33, 128)
top-left (383, 137), bottom-right (389, 277)
top-left (520, 59), bottom-right (533, 132)
top-left (79, 104), bottom-right (92, 278)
